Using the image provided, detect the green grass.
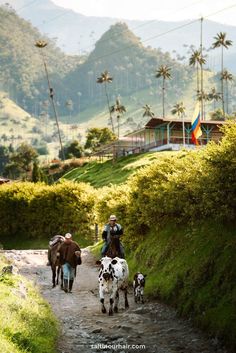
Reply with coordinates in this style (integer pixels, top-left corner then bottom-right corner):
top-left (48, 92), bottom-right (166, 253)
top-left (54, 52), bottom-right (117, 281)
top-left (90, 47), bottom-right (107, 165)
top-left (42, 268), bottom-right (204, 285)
top-left (61, 151), bottom-right (175, 187)
top-left (124, 221), bottom-right (236, 350)
top-left (0, 254), bottom-right (58, 353)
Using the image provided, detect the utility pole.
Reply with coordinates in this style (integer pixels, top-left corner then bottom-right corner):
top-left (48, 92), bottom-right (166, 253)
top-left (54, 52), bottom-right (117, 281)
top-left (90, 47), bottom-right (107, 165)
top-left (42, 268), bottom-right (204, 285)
top-left (35, 40), bottom-right (65, 161)
top-left (200, 17), bottom-right (204, 121)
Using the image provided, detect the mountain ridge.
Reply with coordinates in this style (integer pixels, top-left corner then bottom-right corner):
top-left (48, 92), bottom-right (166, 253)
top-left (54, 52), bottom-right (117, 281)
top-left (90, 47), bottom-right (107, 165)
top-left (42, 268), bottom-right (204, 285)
top-left (5, 0), bottom-right (236, 74)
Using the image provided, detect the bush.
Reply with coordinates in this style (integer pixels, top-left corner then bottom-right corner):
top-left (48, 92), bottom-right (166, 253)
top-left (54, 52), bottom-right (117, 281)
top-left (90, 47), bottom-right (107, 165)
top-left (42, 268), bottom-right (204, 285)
top-left (0, 181), bottom-right (96, 242)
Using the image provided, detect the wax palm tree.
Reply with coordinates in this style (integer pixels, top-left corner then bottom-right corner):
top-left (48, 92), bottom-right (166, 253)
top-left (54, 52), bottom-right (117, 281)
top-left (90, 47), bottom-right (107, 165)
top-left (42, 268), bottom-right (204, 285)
top-left (35, 40), bottom-right (65, 160)
top-left (142, 104), bottom-right (155, 118)
top-left (221, 70), bottom-right (233, 114)
top-left (171, 102), bottom-right (186, 145)
top-left (189, 50), bottom-right (206, 97)
top-left (110, 98), bottom-right (126, 141)
top-left (155, 65), bottom-right (171, 118)
top-left (212, 32), bottom-right (233, 115)
top-left (171, 102), bottom-right (185, 118)
top-left (208, 87), bottom-right (222, 110)
top-left (97, 70), bottom-right (114, 132)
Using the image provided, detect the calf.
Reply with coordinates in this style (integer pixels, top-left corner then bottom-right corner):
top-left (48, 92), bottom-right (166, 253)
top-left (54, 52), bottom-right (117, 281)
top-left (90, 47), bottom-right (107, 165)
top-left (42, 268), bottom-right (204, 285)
top-left (133, 272), bottom-right (147, 304)
top-left (97, 256), bottom-right (129, 315)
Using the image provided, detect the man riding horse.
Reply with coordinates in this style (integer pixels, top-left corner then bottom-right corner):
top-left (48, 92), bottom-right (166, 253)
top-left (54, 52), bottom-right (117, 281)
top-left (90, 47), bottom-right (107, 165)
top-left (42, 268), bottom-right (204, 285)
top-left (101, 215), bottom-right (125, 258)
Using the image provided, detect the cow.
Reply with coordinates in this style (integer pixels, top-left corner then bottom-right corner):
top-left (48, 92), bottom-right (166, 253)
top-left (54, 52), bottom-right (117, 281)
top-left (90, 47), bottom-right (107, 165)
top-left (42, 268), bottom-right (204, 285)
top-left (133, 272), bottom-right (147, 304)
top-left (96, 256), bottom-right (129, 315)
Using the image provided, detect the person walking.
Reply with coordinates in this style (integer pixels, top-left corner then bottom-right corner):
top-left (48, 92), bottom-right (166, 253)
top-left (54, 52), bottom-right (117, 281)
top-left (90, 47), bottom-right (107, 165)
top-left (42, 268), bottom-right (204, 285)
top-left (59, 233), bottom-right (81, 293)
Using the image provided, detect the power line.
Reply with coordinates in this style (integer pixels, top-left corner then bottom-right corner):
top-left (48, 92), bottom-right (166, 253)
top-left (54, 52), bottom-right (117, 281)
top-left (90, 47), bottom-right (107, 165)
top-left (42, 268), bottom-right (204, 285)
top-left (78, 0), bottom-right (206, 54)
top-left (86, 19), bottom-right (200, 64)
top-left (85, 4), bottom-right (236, 65)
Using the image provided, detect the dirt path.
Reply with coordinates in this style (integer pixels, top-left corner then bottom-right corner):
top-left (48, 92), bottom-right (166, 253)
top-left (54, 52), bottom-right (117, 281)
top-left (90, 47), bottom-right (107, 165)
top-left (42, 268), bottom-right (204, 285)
top-left (4, 249), bottom-right (228, 353)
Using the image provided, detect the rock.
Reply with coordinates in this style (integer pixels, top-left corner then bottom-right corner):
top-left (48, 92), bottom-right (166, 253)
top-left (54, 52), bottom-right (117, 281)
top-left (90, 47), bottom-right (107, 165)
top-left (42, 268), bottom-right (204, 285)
top-left (1, 265), bottom-right (13, 274)
top-left (92, 328), bottom-right (102, 333)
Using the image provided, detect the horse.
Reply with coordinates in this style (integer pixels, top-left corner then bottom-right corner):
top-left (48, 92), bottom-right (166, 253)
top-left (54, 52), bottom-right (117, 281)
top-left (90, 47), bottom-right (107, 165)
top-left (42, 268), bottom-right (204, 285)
top-left (48, 235), bottom-right (65, 288)
top-left (105, 235), bottom-right (123, 259)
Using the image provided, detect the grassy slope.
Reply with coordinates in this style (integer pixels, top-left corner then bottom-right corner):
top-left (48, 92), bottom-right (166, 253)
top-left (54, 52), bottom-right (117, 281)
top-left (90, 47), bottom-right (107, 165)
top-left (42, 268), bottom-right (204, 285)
top-left (61, 151), bottom-right (174, 187)
top-left (0, 255), bottom-right (58, 353)
top-left (125, 222), bottom-right (236, 349)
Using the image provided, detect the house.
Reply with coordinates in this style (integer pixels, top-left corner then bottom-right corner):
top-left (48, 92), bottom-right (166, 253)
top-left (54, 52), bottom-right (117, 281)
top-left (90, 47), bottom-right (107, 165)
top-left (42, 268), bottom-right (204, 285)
top-left (94, 117), bottom-right (225, 157)
top-left (125, 117), bottom-right (225, 153)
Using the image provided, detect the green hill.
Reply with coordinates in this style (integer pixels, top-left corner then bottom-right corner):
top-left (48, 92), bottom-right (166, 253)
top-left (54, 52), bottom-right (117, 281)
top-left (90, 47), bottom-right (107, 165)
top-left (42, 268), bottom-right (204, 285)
top-left (66, 22), bottom-right (193, 113)
top-left (0, 5), bottom-right (79, 116)
top-left (61, 151), bottom-right (176, 187)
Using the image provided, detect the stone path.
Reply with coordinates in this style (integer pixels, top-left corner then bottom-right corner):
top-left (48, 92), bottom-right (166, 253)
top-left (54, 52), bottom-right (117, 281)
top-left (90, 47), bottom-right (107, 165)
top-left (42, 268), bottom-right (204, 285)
top-left (3, 249), bottom-right (228, 353)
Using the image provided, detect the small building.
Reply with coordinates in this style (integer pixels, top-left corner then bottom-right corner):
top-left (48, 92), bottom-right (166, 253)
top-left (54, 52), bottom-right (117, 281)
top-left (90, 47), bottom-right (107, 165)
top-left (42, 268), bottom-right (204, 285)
top-left (125, 117), bottom-right (225, 153)
top-left (94, 117), bottom-right (225, 157)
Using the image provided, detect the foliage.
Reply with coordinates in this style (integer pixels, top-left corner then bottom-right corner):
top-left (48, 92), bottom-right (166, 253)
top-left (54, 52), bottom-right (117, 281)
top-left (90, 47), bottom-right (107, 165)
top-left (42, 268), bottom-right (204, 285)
top-left (124, 222), bottom-right (236, 351)
top-left (0, 145), bottom-right (10, 173)
top-left (59, 140), bottom-right (83, 159)
top-left (84, 127), bottom-right (117, 151)
top-left (0, 181), bottom-right (96, 242)
top-left (0, 255), bottom-right (58, 353)
top-left (209, 108), bottom-right (225, 121)
top-left (31, 162), bottom-right (47, 183)
top-left (4, 143), bottom-right (38, 179)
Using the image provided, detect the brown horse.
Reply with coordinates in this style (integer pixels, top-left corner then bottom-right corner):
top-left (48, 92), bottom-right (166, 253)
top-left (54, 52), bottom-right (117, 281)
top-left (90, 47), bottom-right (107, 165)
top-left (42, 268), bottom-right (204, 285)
top-left (106, 236), bottom-right (123, 259)
top-left (49, 235), bottom-right (64, 288)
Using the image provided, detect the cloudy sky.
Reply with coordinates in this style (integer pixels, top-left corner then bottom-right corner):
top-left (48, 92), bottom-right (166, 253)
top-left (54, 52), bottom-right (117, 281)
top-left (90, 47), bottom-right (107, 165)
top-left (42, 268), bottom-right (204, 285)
top-left (52, 0), bottom-right (236, 25)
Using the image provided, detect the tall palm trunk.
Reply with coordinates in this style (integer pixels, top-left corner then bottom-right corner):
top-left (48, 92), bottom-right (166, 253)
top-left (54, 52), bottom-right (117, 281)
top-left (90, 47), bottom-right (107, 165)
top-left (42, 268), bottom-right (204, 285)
top-left (196, 65), bottom-right (199, 95)
top-left (221, 45), bottom-right (225, 116)
top-left (40, 49), bottom-right (65, 160)
top-left (117, 115), bottom-right (120, 156)
top-left (162, 77), bottom-right (165, 118)
top-left (226, 80), bottom-right (229, 114)
top-left (104, 83), bottom-right (114, 133)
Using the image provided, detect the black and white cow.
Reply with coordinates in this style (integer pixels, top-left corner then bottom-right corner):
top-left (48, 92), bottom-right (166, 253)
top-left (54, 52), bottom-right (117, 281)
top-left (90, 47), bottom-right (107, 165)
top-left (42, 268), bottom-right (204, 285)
top-left (133, 272), bottom-right (147, 304)
top-left (97, 256), bottom-right (129, 315)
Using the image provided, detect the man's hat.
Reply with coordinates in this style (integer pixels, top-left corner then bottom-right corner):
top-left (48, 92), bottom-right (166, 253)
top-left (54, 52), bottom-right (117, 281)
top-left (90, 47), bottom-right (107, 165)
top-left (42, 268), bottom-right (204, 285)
top-left (65, 233), bottom-right (72, 239)
top-left (109, 215), bottom-right (116, 221)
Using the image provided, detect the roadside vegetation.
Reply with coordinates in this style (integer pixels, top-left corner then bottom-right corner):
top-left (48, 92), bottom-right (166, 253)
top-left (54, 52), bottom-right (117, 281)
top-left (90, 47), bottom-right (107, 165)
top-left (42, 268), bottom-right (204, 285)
top-left (0, 255), bottom-right (58, 353)
top-left (0, 117), bottom-right (235, 350)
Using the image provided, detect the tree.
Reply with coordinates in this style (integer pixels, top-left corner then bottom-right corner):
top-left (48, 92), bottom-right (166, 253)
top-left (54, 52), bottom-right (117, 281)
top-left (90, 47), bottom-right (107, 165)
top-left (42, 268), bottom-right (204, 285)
top-left (155, 65), bottom-right (171, 118)
top-left (209, 109), bottom-right (225, 121)
top-left (212, 32), bottom-right (233, 115)
top-left (142, 104), bottom-right (155, 118)
top-left (189, 50), bottom-right (206, 97)
top-left (171, 102), bottom-right (185, 118)
top-left (171, 102), bottom-right (186, 145)
top-left (4, 143), bottom-right (38, 179)
top-left (96, 70), bottom-right (114, 132)
top-left (59, 140), bottom-right (83, 159)
top-left (0, 145), bottom-right (10, 173)
top-left (208, 87), bottom-right (222, 110)
top-left (221, 70), bottom-right (233, 114)
top-left (85, 128), bottom-right (117, 152)
top-left (110, 98), bottom-right (126, 141)
top-left (35, 40), bottom-right (65, 160)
